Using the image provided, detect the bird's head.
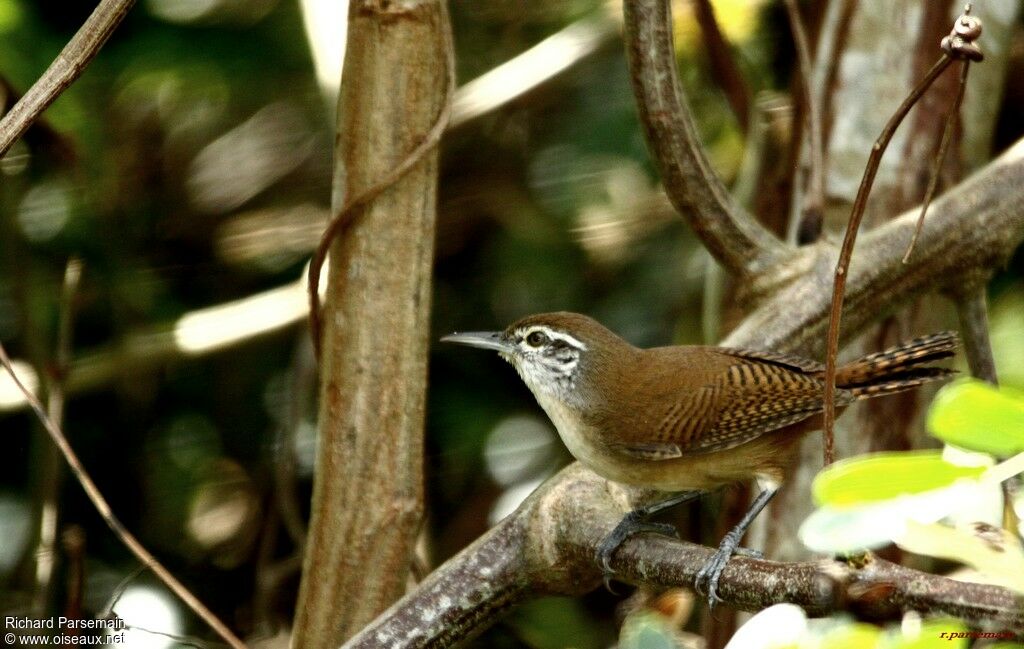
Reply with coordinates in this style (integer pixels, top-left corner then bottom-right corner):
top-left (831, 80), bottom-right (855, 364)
top-left (442, 312), bottom-right (628, 404)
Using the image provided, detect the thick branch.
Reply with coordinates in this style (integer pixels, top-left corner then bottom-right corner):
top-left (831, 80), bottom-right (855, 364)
top-left (623, 0), bottom-right (789, 274)
top-left (0, 0), bottom-right (135, 157)
top-left (728, 137), bottom-right (1024, 353)
top-left (292, 1), bottom-right (448, 646)
top-left (345, 466), bottom-right (1024, 648)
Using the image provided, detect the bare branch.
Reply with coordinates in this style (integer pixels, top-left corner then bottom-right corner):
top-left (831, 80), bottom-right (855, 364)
top-left (0, 0), bottom-right (136, 158)
top-left (623, 0), bottom-right (789, 275)
top-left (0, 344), bottom-right (246, 649)
top-left (952, 285), bottom-right (997, 384)
top-left (343, 466), bottom-right (1024, 648)
top-left (904, 61), bottom-right (971, 263)
top-left (306, 0), bottom-right (456, 356)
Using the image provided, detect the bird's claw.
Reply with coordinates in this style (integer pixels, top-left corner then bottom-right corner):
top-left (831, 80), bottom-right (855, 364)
top-left (694, 536), bottom-right (741, 610)
top-left (595, 515), bottom-right (680, 593)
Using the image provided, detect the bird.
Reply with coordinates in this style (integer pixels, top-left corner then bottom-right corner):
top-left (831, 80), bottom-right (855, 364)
top-left (441, 312), bottom-right (957, 607)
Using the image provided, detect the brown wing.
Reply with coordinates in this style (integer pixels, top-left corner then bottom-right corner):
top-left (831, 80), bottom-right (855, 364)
top-left (608, 347), bottom-right (852, 460)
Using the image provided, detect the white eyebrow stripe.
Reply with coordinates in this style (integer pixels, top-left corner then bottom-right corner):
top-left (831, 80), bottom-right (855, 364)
top-left (521, 326), bottom-right (587, 351)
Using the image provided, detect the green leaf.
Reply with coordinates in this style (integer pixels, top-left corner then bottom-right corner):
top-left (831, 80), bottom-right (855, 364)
top-left (811, 451), bottom-right (985, 507)
top-left (928, 379), bottom-right (1024, 456)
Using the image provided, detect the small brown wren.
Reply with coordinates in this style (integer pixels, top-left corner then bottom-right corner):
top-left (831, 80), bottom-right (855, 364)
top-left (442, 312), bottom-right (957, 606)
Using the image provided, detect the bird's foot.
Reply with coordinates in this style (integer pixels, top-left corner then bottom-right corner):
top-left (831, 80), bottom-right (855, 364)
top-left (694, 532), bottom-right (742, 610)
top-left (595, 511), bottom-right (679, 591)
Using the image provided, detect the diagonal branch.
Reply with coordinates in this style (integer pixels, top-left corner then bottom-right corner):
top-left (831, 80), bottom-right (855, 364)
top-left (344, 465), bottom-right (1024, 649)
top-left (0, 343), bottom-right (247, 649)
top-left (0, 0), bottom-right (136, 157)
top-left (623, 0), bottom-right (790, 275)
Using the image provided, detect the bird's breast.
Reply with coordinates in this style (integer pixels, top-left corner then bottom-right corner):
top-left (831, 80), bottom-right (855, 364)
top-left (532, 390), bottom-right (803, 492)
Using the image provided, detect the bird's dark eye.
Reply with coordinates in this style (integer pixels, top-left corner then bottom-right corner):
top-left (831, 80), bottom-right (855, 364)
top-left (526, 331), bottom-right (547, 347)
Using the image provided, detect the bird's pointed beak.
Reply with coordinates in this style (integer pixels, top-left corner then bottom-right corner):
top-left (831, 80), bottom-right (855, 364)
top-left (441, 331), bottom-right (513, 354)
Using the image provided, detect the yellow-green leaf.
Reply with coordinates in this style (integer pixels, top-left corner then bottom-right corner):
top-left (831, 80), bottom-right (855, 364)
top-left (812, 451), bottom-right (984, 507)
top-left (928, 379), bottom-right (1024, 456)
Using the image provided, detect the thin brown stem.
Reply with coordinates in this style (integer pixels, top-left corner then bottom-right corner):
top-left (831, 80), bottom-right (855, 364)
top-left (821, 55), bottom-right (953, 466)
top-left (307, 0), bottom-right (456, 357)
top-left (623, 0), bottom-right (789, 275)
top-left (0, 344), bottom-right (247, 649)
top-left (32, 259), bottom-right (82, 612)
top-left (904, 61), bottom-right (970, 263)
top-left (0, 0), bottom-right (136, 158)
top-left (785, 0), bottom-right (825, 243)
top-left (693, 0), bottom-right (751, 134)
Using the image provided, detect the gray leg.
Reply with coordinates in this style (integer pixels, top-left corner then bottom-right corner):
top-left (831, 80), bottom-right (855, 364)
top-left (595, 491), bottom-right (702, 587)
top-left (694, 486), bottom-right (777, 609)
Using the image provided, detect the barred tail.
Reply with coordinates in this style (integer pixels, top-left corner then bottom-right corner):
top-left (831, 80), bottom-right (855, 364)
top-left (835, 331), bottom-right (959, 399)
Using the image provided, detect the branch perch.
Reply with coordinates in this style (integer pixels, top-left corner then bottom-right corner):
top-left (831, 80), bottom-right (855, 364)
top-left (344, 466), bottom-right (1024, 648)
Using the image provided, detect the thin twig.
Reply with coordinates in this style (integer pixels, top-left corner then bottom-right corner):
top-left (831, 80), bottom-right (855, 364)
top-left (33, 259), bottom-right (83, 612)
top-left (693, 0), bottom-right (751, 134)
top-left (0, 344), bottom-right (247, 649)
top-left (785, 0), bottom-right (825, 244)
top-left (99, 564), bottom-right (149, 619)
top-left (0, 0), bottom-right (136, 158)
top-left (903, 61), bottom-right (970, 263)
top-left (821, 55), bottom-right (954, 465)
top-left (823, 4), bottom-right (984, 465)
top-left (307, 1), bottom-right (457, 357)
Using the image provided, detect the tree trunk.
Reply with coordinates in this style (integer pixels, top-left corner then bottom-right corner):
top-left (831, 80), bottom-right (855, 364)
top-left (292, 1), bottom-right (447, 646)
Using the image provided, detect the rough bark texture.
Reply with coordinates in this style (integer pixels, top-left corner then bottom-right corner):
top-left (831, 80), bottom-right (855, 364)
top-left (291, 1), bottom-right (446, 646)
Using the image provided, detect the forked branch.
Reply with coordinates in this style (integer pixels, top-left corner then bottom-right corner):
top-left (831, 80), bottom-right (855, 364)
top-left (623, 0), bottom-right (789, 275)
